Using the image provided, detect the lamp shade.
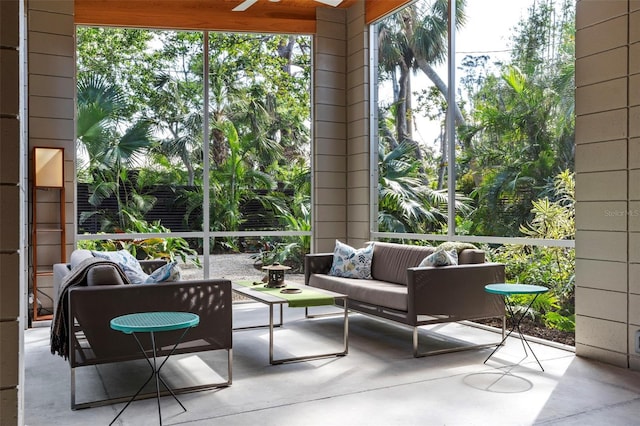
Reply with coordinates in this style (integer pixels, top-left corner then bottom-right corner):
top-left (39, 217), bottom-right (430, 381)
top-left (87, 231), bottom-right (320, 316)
top-left (34, 147), bottom-right (64, 188)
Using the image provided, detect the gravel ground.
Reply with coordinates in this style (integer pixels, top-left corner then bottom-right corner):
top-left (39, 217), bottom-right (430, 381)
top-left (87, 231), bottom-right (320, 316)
top-left (178, 253), bottom-right (305, 285)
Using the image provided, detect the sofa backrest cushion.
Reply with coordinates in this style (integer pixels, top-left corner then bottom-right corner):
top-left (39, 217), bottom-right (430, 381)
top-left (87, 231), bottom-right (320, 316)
top-left (371, 242), bottom-right (435, 285)
top-left (457, 249), bottom-right (485, 264)
top-left (86, 265), bottom-right (127, 286)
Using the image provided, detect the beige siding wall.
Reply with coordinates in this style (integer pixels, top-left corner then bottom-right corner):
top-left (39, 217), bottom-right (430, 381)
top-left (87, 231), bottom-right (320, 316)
top-left (27, 0), bottom-right (75, 315)
top-left (575, 0), bottom-right (640, 370)
top-left (0, 0), bottom-right (22, 421)
top-left (314, 8), bottom-right (348, 252)
top-left (313, 4), bottom-right (371, 253)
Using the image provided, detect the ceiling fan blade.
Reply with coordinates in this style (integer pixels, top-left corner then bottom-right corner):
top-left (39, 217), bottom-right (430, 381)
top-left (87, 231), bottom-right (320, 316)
top-left (232, 0), bottom-right (259, 12)
top-left (315, 0), bottom-right (344, 6)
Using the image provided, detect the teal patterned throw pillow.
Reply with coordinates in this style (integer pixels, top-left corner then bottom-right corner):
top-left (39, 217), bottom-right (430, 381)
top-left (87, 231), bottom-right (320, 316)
top-left (145, 261), bottom-right (181, 283)
top-left (328, 240), bottom-right (374, 279)
top-left (91, 249), bottom-right (149, 284)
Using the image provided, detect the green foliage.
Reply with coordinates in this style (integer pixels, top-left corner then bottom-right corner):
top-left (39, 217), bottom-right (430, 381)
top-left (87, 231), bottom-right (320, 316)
top-left (492, 170), bottom-right (575, 332)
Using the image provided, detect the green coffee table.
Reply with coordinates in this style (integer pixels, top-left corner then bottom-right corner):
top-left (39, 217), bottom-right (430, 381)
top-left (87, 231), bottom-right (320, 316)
top-left (109, 311), bottom-right (200, 426)
top-left (483, 284), bottom-right (548, 371)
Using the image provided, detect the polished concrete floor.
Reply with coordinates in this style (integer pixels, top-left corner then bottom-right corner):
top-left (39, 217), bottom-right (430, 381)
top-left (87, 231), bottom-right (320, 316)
top-left (25, 303), bottom-right (640, 426)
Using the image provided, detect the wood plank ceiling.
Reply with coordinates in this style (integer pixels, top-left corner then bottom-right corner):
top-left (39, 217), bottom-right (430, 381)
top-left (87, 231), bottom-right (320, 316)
top-left (74, 0), bottom-right (411, 34)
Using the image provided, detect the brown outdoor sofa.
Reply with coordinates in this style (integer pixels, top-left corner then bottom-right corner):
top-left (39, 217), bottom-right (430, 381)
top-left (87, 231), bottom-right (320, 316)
top-left (305, 242), bottom-right (506, 357)
top-left (52, 250), bottom-right (233, 410)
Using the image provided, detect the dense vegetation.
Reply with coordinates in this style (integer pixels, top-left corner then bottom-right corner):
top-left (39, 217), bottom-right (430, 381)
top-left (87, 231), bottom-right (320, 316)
top-left (75, 0), bottom-right (575, 333)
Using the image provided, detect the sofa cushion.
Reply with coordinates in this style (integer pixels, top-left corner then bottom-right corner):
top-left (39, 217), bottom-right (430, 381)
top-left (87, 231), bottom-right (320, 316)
top-left (309, 274), bottom-right (408, 311)
top-left (329, 240), bottom-right (373, 279)
top-left (457, 249), bottom-right (485, 264)
top-left (86, 265), bottom-right (127, 286)
top-left (419, 249), bottom-right (458, 267)
top-left (371, 243), bottom-right (434, 285)
top-left (91, 250), bottom-right (149, 284)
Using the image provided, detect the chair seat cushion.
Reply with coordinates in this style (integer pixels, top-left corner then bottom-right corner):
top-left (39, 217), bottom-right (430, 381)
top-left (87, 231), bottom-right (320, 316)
top-left (309, 273), bottom-right (408, 311)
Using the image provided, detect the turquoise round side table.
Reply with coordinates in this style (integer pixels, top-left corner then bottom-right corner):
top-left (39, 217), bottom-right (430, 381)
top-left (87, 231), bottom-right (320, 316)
top-left (109, 311), bottom-right (200, 426)
top-left (483, 284), bottom-right (548, 371)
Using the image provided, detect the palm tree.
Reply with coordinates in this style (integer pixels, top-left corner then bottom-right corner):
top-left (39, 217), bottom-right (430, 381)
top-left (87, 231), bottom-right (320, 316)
top-left (76, 73), bottom-right (154, 231)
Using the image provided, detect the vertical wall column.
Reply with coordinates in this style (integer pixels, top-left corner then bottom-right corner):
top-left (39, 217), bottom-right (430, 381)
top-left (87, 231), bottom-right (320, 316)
top-left (313, 8), bottom-right (348, 252)
top-left (0, 0), bottom-right (23, 423)
top-left (27, 0), bottom-right (75, 315)
top-left (345, 2), bottom-right (370, 248)
top-left (575, 0), bottom-right (639, 371)
top-left (628, 1), bottom-right (640, 371)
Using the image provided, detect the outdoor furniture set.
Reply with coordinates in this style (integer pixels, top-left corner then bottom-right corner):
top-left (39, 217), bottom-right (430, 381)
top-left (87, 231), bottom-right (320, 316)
top-left (51, 241), bottom-right (509, 416)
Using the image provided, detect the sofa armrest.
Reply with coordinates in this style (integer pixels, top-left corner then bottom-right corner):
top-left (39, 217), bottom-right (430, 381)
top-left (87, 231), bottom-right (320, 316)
top-left (139, 259), bottom-right (169, 274)
top-left (406, 262), bottom-right (505, 320)
top-left (68, 279), bottom-right (232, 367)
top-left (304, 253), bottom-right (334, 284)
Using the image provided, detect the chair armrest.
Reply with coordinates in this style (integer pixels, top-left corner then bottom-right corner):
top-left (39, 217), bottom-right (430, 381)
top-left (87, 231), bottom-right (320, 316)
top-left (304, 253), bottom-right (334, 284)
top-left (406, 262), bottom-right (505, 319)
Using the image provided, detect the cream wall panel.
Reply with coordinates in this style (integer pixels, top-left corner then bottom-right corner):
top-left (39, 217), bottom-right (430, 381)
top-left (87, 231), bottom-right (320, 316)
top-left (0, 119), bottom-right (20, 184)
top-left (631, 74), bottom-right (640, 106)
top-left (575, 139), bottom-right (627, 172)
top-left (346, 97), bottom-right (366, 121)
top-left (575, 47), bottom-right (627, 86)
top-left (315, 122), bottom-right (347, 139)
top-left (629, 138), bottom-right (640, 168)
top-left (315, 155), bottom-right (346, 173)
top-left (576, 0), bottom-right (628, 29)
top-left (575, 315), bottom-right (627, 354)
top-left (315, 188), bottom-right (346, 205)
top-left (631, 106), bottom-right (640, 137)
top-left (0, 0), bottom-right (19, 46)
top-left (627, 202), bottom-right (640, 231)
top-left (631, 9), bottom-right (640, 42)
top-left (28, 10), bottom-right (74, 36)
top-left (576, 230), bottom-right (627, 262)
top-left (631, 264), bottom-right (640, 294)
top-left (28, 52), bottom-right (74, 78)
top-left (346, 188), bottom-right (368, 205)
top-left (630, 169), bottom-right (640, 199)
top-left (315, 87), bottom-right (346, 106)
top-left (348, 204), bottom-right (369, 222)
top-left (347, 84), bottom-right (367, 107)
top-left (315, 221), bottom-right (346, 240)
top-left (629, 232), bottom-right (640, 262)
top-left (575, 78), bottom-right (627, 116)
top-left (575, 171), bottom-right (627, 201)
top-left (317, 20), bottom-right (347, 40)
top-left (0, 322), bottom-right (18, 386)
top-left (314, 53), bottom-right (345, 73)
top-left (316, 205), bottom-right (346, 222)
top-left (0, 186), bottom-right (20, 250)
top-left (575, 343), bottom-right (629, 367)
top-left (631, 43), bottom-right (640, 75)
top-left (0, 50), bottom-right (20, 114)
top-left (28, 32), bottom-right (73, 57)
top-left (28, 74), bottom-right (74, 98)
top-left (315, 38), bottom-right (347, 59)
top-left (576, 16), bottom-right (628, 59)
top-left (575, 109), bottom-right (627, 143)
top-left (315, 171), bottom-right (346, 189)
top-left (0, 389), bottom-right (18, 425)
top-left (315, 238), bottom-right (337, 253)
top-left (348, 170), bottom-right (368, 189)
top-left (576, 287), bottom-right (627, 323)
top-left (348, 152), bottom-right (368, 171)
top-left (348, 119), bottom-right (368, 143)
top-left (315, 70), bottom-right (345, 90)
top-left (29, 96), bottom-right (74, 120)
top-left (317, 5), bottom-right (346, 23)
top-left (576, 201), bottom-right (627, 231)
top-left (30, 0), bottom-right (73, 14)
top-left (576, 258), bottom-right (627, 292)
top-left (347, 223), bottom-right (369, 241)
top-left (630, 294), bottom-right (640, 325)
top-left (0, 254), bottom-right (19, 318)
top-left (28, 117), bottom-right (74, 141)
top-left (315, 139), bottom-right (346, 156)
top-left (315, 104), bottom-right (346, 123)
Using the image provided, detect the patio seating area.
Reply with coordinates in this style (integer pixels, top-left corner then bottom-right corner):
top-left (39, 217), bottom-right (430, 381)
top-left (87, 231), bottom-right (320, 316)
top-left (25, 302), bottom-right (640, 425)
